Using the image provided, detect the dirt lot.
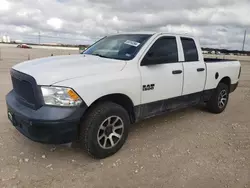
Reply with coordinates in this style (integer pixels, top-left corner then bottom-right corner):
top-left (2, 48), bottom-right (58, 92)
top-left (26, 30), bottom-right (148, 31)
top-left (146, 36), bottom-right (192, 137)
top-left (0, 46), bottom-right (249, 188)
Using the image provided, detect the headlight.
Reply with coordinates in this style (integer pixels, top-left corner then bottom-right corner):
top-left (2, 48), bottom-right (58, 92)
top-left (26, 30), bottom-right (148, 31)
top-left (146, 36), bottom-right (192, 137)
top-left (41, 86), bottom-right (82, 107)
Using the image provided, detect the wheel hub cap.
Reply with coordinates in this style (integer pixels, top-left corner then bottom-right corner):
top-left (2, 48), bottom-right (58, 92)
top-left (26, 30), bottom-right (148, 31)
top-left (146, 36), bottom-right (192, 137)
top-left (218, 89), bottom-right (228, 108)
top-left (97, 116), bottom-right (124, 149)
top-left (105, 126), bottom-right (113, 137)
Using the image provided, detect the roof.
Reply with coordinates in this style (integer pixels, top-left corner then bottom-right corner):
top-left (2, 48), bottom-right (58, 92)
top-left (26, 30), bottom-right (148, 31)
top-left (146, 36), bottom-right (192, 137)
top-left (107, 31), bottom-right (195, 38)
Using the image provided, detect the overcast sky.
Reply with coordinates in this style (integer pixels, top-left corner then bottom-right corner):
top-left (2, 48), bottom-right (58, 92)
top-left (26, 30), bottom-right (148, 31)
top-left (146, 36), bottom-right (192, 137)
top-left (0, 0), bottom-right (250, 50)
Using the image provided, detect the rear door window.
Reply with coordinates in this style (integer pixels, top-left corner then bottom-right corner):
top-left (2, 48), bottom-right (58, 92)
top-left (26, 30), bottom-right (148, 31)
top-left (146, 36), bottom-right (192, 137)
top-left (181, 37), bottom-right (199, 62)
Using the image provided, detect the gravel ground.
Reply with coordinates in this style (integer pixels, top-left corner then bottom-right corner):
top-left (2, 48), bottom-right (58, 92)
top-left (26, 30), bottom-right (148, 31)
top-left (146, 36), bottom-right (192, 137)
top-left (0, 46), bottom-right (249, 188)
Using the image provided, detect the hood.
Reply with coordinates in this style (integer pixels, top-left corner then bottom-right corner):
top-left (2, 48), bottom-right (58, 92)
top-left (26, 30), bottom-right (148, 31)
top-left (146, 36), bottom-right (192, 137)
top-left (12, 54), bottom-right (127, 85)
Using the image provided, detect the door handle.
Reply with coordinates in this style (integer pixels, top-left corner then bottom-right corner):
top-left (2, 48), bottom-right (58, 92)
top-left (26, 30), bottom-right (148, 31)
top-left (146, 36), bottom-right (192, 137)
top-left (172, 70), bottom-right (183, 74)
top-left (197, 68), bottom-right (205, 72)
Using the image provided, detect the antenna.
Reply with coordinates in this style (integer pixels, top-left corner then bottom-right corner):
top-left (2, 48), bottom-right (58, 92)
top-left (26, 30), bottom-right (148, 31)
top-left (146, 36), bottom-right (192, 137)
top-left (242, 30), bottom-right (246, 51)
top-left (39, 31), bottom-right (41, 44)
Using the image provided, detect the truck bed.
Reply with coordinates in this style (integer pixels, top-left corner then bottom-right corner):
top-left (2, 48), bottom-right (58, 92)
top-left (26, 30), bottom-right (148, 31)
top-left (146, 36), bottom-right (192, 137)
top-left (204, 58), bottom-right (237, 63)
top-left (204, 58), bottom-right (240, 91)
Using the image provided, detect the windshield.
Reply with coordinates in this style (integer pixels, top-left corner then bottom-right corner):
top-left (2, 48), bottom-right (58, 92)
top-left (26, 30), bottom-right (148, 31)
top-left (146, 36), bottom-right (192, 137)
top-left (83, 34), bottom-right (152, 60)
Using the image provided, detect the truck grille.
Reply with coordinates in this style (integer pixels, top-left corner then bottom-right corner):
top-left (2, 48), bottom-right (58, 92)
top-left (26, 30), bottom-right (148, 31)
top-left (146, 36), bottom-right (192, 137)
top-left (10, 69), bottom-right (42, 109)
top-left (11, 76), bottom-right (36, 105)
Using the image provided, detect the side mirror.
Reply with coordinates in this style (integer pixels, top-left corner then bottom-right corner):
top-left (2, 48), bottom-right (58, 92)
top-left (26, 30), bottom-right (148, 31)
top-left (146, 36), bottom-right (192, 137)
top-left (141, 52), bottom-right (154, 66)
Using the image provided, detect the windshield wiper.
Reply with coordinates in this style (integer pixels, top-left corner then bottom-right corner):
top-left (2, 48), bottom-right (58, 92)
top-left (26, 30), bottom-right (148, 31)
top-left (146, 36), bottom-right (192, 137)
top-left (91, 53), bottom-right (126, 60)
top-left (92, 53), bottom-right (109, 58)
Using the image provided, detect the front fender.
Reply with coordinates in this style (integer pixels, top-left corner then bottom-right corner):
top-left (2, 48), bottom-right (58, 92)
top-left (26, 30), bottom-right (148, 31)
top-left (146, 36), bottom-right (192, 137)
top-left (54, 70), bottom-right (141, 107)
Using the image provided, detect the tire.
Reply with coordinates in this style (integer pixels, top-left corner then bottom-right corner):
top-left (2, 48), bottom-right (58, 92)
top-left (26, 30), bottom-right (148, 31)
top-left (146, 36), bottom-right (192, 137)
top-left (79, 102), bottom-right (130, 159)
top-left (206, 83), bottom-right (229, 114)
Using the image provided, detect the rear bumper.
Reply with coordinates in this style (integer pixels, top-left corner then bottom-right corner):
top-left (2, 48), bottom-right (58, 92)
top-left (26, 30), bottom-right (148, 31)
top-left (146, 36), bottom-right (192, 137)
top-left (230, 82), bottom-right (239, 93)
top-left (6, 90), bottom-right (88, 144)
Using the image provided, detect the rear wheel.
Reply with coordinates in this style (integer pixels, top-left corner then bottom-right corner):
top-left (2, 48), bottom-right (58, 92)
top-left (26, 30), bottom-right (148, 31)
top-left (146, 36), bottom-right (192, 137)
top-left (79, 102), bottom-right (130, 159)
top-left (206, 83), bottom-right (229, 113)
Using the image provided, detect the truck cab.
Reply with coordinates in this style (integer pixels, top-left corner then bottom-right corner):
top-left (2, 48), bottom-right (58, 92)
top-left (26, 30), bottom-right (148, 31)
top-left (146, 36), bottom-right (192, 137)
top-left (6, 32), bottom-right (241, 159)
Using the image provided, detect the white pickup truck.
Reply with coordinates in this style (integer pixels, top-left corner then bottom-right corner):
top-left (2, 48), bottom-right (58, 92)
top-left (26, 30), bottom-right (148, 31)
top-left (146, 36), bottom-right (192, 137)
top-left (6, 32), bottom-right (241, 158)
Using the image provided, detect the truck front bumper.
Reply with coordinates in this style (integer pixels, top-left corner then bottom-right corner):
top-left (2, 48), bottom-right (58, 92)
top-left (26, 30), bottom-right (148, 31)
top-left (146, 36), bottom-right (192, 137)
top-left (6, 90), bottom-right (88, 144)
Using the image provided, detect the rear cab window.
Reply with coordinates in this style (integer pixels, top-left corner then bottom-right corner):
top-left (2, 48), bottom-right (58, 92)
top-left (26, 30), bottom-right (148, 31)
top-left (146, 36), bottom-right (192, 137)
top-left (181, 37), bottom-right (199, 62)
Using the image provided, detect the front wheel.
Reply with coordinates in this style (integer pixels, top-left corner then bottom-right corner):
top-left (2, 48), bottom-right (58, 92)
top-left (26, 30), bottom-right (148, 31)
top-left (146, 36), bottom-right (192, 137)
top-left (79, 102), bottom-right (130, 159)
top-left (206, 83), bottom-right (229, 114)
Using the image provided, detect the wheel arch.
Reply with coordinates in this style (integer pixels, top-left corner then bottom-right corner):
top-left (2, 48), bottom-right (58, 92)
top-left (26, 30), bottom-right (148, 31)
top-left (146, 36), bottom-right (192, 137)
top-left (86, 93), bottom-right (136, 124)
top-left (218, 76), bottom-right (231, 89)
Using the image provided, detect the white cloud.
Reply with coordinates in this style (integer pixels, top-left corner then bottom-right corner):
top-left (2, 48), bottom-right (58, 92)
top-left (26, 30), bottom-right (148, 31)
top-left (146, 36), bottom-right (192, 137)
top-left (47, 18), bottom-right (63, 30)
top-left (0, 0), bottom-right (249, 49)
top-left (0, 0), bottom-right (10, 11)
top-left (15, 26), bottom-right (32, 33)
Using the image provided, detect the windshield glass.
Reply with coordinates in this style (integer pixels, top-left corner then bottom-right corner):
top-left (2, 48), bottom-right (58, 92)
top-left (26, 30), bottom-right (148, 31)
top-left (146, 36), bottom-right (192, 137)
top-left (83, 34), bottom-right (152, 60)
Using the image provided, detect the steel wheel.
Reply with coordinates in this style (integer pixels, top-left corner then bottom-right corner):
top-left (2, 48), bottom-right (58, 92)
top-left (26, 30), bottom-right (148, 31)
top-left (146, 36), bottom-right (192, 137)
top-left (97, 116), bottom-right (124, 149)
top-left (218, 89), bottom-right (228, 108)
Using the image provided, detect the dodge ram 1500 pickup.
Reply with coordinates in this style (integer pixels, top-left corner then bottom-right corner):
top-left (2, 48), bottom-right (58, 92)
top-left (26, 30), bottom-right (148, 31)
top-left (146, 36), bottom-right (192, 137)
top-left (6, 32), bottom-right (241, 158)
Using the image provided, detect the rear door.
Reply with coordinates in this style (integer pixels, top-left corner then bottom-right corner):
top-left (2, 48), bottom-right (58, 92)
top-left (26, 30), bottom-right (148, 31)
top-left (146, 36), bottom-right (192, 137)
top-left (181, 37), bottom-right (206, 95)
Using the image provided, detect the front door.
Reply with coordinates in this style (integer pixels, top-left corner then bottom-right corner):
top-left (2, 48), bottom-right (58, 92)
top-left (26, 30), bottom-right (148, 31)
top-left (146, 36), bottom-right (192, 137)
top-left (139, 35), bottom-right (184, 118)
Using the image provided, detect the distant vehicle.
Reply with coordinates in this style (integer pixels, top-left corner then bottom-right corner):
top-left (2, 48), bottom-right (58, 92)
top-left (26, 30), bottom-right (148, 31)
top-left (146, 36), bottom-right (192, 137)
top-left (16, 44), bottom-right (32, 49)
top-left (6, 32), bottom-right (241, 159)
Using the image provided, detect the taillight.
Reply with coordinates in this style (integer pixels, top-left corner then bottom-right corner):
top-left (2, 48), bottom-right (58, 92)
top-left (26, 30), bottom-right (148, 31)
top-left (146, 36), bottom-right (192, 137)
top-left (238, 66), bottom-right (241, 79)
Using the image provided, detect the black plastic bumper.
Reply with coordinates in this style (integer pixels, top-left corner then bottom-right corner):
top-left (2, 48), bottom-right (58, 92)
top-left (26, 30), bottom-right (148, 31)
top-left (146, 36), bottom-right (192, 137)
top-left (6, 90), bottom-right (88, 144)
